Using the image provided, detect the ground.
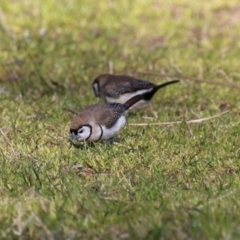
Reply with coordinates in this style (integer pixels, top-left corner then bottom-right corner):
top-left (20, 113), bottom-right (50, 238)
top-left (0, 0), bottom-right (240, 239)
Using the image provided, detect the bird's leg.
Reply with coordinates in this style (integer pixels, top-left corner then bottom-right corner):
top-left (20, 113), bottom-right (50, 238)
top-left (106, 137), bottom-right (114, 144)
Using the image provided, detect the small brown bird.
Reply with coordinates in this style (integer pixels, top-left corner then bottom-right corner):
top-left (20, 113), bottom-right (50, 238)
top-left (70, 94), bottom-right (148, 143)
top-left (92, 74), bottom-right (179, 111)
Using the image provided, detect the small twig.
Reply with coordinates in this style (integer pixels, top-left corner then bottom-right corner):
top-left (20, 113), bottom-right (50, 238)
top-left (62, 108), bottom-right (78, 115)
top-left (0, 128), bottom-right (12, 146)
top-left (196, 190), bottom-right (237, 210)
top-left (99, 196), bottom-right (127, 202)
top-left (109, 60), bottom-right (114, 74)
top-left (34, 216), bottom-right (55, 240)
top-left (129, 110), bottom-right (230, 126)
top-left (0, 7), bottom-right (12, 36)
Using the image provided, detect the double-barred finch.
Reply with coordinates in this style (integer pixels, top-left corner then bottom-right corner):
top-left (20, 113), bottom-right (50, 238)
top-left (92, 74), bottom-right (180, 111)
top-left (70, 94), bottom-right (147, 143)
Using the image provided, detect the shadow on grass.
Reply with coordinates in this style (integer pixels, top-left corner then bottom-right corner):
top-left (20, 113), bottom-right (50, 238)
top-left (68, 139), bottom-right (116, 149)
top-left (69, 139), bottom-right (96, 149)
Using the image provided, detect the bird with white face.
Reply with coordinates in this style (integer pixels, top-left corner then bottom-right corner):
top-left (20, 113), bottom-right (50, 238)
top-left (92, 74), bottom-right (180, 111)
top-left (69, 94), bottom-right (146, 143)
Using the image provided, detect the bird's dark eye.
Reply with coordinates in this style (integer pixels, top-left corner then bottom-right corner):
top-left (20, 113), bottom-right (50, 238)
top-left (78, 129), bottom-right (83, 134)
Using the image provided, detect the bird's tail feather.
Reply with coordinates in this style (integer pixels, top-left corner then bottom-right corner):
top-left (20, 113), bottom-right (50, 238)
top-left (123, 94), bottom-right (144, 110)
top-left (144, 79), bottom-right (180, 100)
top-left (123, 80), bottom-right (180, 109)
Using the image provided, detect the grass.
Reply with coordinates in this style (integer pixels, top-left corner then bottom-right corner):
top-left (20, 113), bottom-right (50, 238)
top-left (0, 0), bottom-right (240, 239)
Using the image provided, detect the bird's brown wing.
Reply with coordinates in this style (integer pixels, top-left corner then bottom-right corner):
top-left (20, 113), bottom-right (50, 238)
top-left (73, 104), bottom-right (126, 129)
top-left (103, 75), bottom-right (155, 98)
top-left (93, 103), bottom-right (126, 128)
